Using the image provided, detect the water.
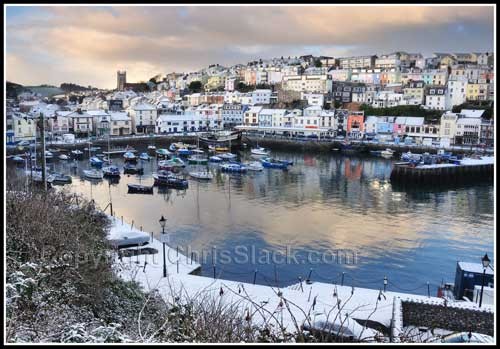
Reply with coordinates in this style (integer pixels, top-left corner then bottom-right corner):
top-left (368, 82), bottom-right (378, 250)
top-left (18, 149), bottom-right (494, 295)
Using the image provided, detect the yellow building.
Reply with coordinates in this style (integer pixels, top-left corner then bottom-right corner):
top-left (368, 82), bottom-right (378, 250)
top-left (466, 82), bottom-right (489, 101)
top-left (205, 76), bottom-right (226, 91)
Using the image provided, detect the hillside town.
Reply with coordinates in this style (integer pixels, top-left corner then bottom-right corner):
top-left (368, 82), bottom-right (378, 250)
top-left (6, 51), bottom-right (494, 149)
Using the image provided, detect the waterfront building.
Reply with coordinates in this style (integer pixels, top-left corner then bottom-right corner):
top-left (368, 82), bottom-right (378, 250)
top-left (131, 103), bottom-right (157, 134)
top-left (439, 112), bottom-right (459, 145)
top-left (69, 110), bottom-right (94, 137)
top-left (243, 106), bottom-right (263, 126)
top-left (156, 112), bottom-right (207, 133)
top-left (86, 110), bottom-right (111, 137)
top-left (221, 103), bottom-right (248, 128)
top-left (455, 117), bottom-right (481, 145)
top-left (12, 114), bottom-right (36, 142)
top-left (48, 111), bottom-right (71, 136)
top-left (480, 119), bottom-right (494, 146)
top-left (109, 111), bottom-right (133, 136)
top-left (346, 111), bottom-right (365, 139)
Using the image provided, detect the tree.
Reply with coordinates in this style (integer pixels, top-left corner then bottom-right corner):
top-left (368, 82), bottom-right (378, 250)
top-left (236, 82), bottom-right (252, 93)
top-left (314, 59), bottom-right (322, 68)
top-left (188, 81), bottom-right (203, 93)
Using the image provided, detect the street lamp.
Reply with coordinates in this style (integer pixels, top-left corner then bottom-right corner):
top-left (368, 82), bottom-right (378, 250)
top-left (479, 253), bottom-right (490, 307)
top-left (159, 215), bottom-right (167, 277)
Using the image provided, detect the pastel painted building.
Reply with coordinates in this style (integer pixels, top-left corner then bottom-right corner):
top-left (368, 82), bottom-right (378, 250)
top-left (346, 111), bottom-right (365, 139)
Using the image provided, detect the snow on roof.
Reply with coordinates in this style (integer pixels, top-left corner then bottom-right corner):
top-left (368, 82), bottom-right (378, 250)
top-left (365, 116), bottom-right (379, 123)
top-left (109, 112), bottom-right (130, 121)
top-left (457, 117), bottom-right (482, 125)
top-left (460, 109), bottom-right (485, 118)
top-left (395, 117), bottom-right (407, 124)
top-left (404, 117), bottom-right (424, 126)
top-left (246, 106), bottom-right (263, 113)
top-left (458, 262), bottom-right (494, 275)
top-left (86, 110), bottom-right (110, 116)
top-left (133, 103), bottom-right (156, 111)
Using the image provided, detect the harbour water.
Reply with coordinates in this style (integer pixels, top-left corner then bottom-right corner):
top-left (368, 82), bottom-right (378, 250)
top-left (14, 148), bottom-right (494, 295)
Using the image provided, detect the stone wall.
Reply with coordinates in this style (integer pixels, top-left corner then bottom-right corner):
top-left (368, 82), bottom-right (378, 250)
top-left (402, 301), bottom-right (493, 336)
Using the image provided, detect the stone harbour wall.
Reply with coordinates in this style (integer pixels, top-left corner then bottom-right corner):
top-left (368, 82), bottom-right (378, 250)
top-left (402, 301), bottom-right (494, 336)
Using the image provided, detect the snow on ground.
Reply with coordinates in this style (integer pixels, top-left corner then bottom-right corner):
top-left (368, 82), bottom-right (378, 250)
top-left (107, 214), bottom-right (493, 342)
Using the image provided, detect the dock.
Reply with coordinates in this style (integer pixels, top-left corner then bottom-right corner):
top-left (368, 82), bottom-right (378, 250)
top-left (390, 156), bottom-right (494, 185)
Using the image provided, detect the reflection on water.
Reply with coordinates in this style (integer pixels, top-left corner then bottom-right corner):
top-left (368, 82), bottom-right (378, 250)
top-left (23, 149), bottom-right (494, 295)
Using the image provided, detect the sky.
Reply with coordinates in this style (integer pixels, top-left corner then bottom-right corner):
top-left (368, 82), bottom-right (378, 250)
top-left (5, 5), bottom-right (495, 89)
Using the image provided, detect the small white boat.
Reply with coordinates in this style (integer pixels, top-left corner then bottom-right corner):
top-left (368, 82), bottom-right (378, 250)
top-left (12, 155), bottom-right (25, 163)
top-left (189, 171), bottom-right (214, 180)
top-left (219, 152), bottom-right (237, 160)
top-left (58, 154), bottom-right (69, 160)
top-left (83, 169), bottom-right (103, 179)
top-left (45, 151), bottom-right (54, 159)
top-left (245, 161), bottom-right (264, 171)
top-left (209, 155), bottom-right (223, 163)
top-left (251, 147), bottom-right (270, 156)
top-left (381, 149), bottom-right (395, 158)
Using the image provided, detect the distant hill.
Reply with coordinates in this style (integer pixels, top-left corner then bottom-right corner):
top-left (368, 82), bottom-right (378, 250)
top-left (60, 82), bottom-right (96, 93)
top-left (6, 81), bottom-right (26, 98)
top-left (24, 85), bottom-right (64, 98)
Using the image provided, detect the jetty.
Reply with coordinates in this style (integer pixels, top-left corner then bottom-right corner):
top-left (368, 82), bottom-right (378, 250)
top-left (390, 156), bottom-right (494, 185)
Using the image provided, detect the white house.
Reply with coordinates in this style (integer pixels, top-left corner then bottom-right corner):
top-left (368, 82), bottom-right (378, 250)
top-left (69, 110), bottom-right (94, 136)
top-left (243, 106), bottom-right (263, 126)
top-left (132, 103), bottom-right (157, 134)
top-left (447, 78), bottom-right (468, 107)
top-left (12, 114), bottom-right (36, 142)
top-left (455, 117), bottom-right (481, 145)
top-left (251, 89), bottom-right (272, 105)
top-left (86, 110), bottom-right (111, 137)
top-left (425, 86), bottom-right (450, 111)
top-left (282, 74), bottom-right (333, 94)
top-left (156, 113), bottom-right (210, 133)
top-left (301, 93), bottom-right (324, 107)
top-left (439, 112), bottom-right (459, 144)
top-left (109, 111), bottom-right (133, 136)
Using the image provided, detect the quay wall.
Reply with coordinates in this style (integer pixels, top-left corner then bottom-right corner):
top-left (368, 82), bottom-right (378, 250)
top-left (402, 301), bottom-right (494, 336)
top-left (390, 163), bottom-right (493, 185)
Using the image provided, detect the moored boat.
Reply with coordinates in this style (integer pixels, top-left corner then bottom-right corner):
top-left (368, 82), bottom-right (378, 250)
top-left (158, 157), bottom-right (185, 170)
top-left (218, 152), bottom-right (237, 161)
top-left (189, 170), bottom-right (214, 180)
top-left (127, 184), bottom-right (154, 194)
top-left (45, 151), bottom-right (54, 160)
top-left (155, 148), bottom-right (171, 159)
top-left (153, 171), bottom-right (189, 189)
top-left (380, 149), bottom-right (395, 159)
top-left (103, 165), bottom-right (121, 177)
top-left (71, 149), bottom-right (84, 159)
top-left (123, 163), bottom-right (144, 175)
top-left (139, 153), bottom-right (151, 161)
top-left (261, 157), bottom-right (290, 170)
top-left (83, 169), bottom-right (103, 180)
top-left (251, 147), bottom-right (270, 156)
top-left (58, 154), bottom-right (69, 160)
top-left (177, 148), bottom-right (193, 157)
top-left (220, 163), bottom-right (247, 173)
top-left (51, 173), bottom-right (72, 184)
top-left (123, 151), bottom-right (137, 162)
top-left (90, 156), bottom-right (103, 168)
top-left (188, 154), bottom-right (208, 165)
top-left (209, 155), bottom-right (223, 163)
top-left (245, 161), bottom-right (264, 171)
top-left (12, 155), bottom-right (25, 163)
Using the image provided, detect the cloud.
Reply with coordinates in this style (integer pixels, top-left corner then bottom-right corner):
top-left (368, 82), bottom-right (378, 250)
top-left (6, 5), bottom-right (494, 88)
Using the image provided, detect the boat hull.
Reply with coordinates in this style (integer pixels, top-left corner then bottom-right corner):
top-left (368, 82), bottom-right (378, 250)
top-left (127, 184), bottom-right (153, 194)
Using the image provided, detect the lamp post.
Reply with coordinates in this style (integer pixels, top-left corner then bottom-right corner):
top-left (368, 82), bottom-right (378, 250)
top-left (479, 254), bottom-right (490, 307)
top-left (159, 215), bottom-right (167, 277)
